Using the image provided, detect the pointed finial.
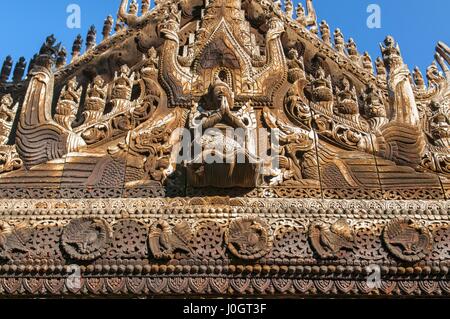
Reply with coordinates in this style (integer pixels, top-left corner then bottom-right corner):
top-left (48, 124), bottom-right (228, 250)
top-left (1, 56), bottom-right (13, 83)
top-left (71, 34), bottom-right (83, 61)
top-left (103, 15), bottom-right (114, 40)
top-left (141, 0), bottom-right (150, 14)
top-left (13, 57), bottom-right (27, 83)
top-left (86, 25), bottom-right (97, 51)
top-left (56, 47), bottom-right (67, 69)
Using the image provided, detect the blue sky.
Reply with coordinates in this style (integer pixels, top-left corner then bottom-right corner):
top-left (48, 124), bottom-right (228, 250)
top-left (0, 0), bottom-right (448, 73)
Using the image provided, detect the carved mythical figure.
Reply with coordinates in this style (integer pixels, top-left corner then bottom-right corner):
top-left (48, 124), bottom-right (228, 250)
top-left (309, 219), bottom-right (355, 259)
top-left (16, 36), bottom-right (86, 168)
top-left (187, 76), bottom-right (261, 188)
top-left (377, 36), bottom-right (426, 166)
top-left (0, 222), bottom-right (31, 261)
top-left (54, 78), bottom-right (82, 130)
top-left (148, 221), bottom-right (193, 259)
top-left (427, 61), bottom-right (446, 88)
top-left (263, 107), bottom-right (318, 186)
top-left (362, 52), bottom-right (373, 74)
top-left (363, 83), bottom-right (388, 131)
top-left (286, 48), bottom-right (305, 84)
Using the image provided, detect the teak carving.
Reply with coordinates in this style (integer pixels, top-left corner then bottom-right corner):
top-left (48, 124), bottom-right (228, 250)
top-left (0, 0), bottom-right (448, 298)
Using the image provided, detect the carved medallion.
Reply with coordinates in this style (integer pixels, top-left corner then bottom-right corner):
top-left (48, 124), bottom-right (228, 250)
top-left (225, 216), bottom-right (272, 260)
top-left (309, 219), bottom-right (355, 258)
top-left (383, 218), bottom-right (432, 262)
top-left (61, 218), bottom-right (112, 261)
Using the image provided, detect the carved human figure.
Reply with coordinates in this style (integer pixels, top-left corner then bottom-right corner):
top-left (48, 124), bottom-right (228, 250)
top-left (111, 64), bottom-right (135, 113)
top-left (102, 16), bottom-right (114, 40)
top-left (286, 48), bottom-right (305, 84)
top-left (295, 0), bottom-right (318, 33)
top-left (285, 0), bottom-right (294, 18)
top-left (55, 78), bottom-right (82, 130)
top-left (195, 76), bottom-right (246, 130)
top-left (83, 75), bottom-right (108, 124)
top-left (1, 56), bottom-right (13, 83)
top-left (335, 77), bottom-right (359, 118)
top-left (13, 57), bottom-right (27, 83)
top-left (16, 35), bottom-right (86, 168)
top-left (285, 87), bottom-right (312, 128)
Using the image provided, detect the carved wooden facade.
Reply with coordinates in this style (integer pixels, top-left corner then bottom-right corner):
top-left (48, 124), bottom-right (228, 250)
top-left (0, 0), bottom-right (448, 297)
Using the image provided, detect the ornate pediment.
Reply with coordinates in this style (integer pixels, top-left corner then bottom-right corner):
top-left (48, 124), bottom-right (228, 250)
top-left (0, 0), bottom-right (448, 298)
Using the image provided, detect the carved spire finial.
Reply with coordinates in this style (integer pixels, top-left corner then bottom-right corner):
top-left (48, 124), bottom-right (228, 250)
top-left (334, 28), bottom-right (345, 54)
top-left (86, 25), bottom-right (97, 51)
top-left (71, 34), bottom-right (83, 61)
top-left (141, 0), bottom-right (150, 15)
top-left (320, 20), bottom-right (331, 44)
top-left (102, 15), bottom-right (114, 40)
top-left (13, 57), bottom-right (26, 83)
top-left (56, 47), bottom-right (67, 69)
top-left (129, 0), bottom-right (139, 15)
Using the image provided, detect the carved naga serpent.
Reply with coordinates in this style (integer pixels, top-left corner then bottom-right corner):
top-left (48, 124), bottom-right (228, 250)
top-left (15, 37), bottom-right (86, 168)
top-left (377, 36), bottom-right (426, 167)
